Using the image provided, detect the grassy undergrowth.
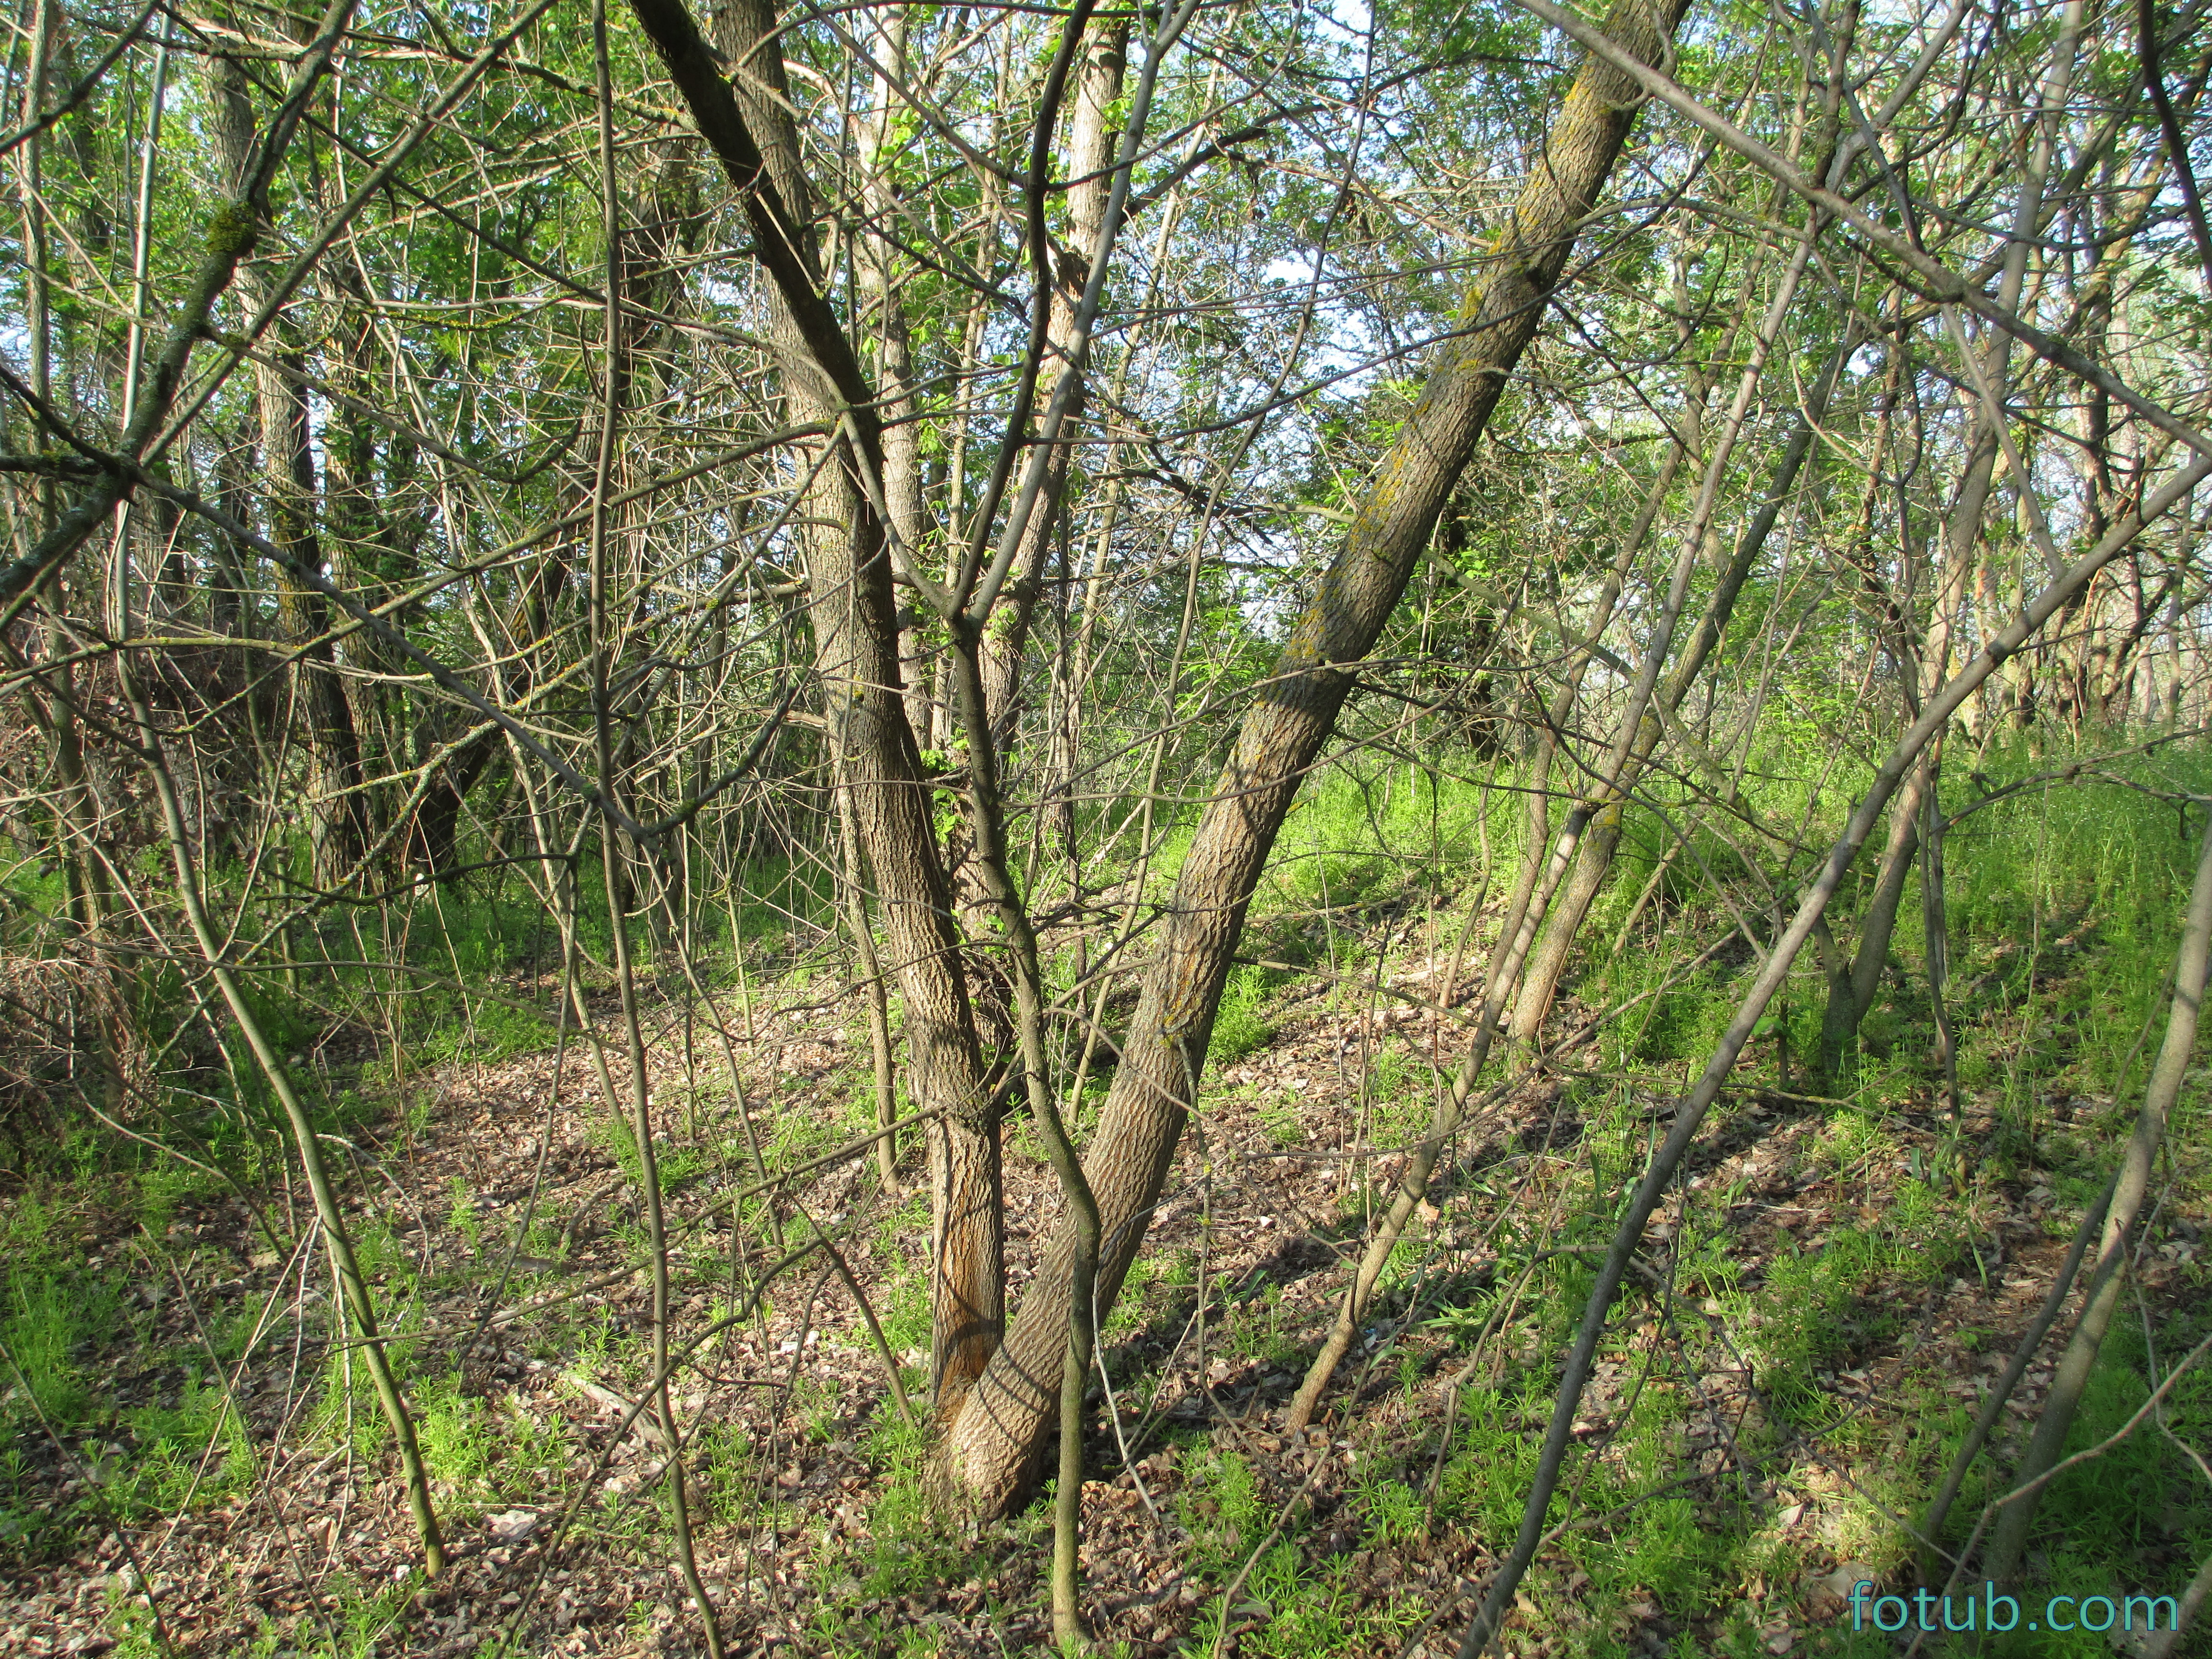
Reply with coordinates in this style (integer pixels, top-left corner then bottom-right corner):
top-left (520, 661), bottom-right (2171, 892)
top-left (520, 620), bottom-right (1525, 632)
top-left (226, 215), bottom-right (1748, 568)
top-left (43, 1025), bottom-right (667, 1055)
top-left (1115, 738), bottom-right (2212, 1655)
top-left (4, 738), bottom-right (2211, 1655)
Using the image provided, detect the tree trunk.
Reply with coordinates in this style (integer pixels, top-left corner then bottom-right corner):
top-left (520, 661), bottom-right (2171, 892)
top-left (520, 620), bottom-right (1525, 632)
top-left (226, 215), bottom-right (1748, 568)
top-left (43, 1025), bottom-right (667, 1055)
top-left (833, 754), bottom-right (903, 1193)
top-left (644, 0), bottom-right (1003, 1407)
top-left (1510, 392), bottom-right (1829, 1046)
top-left (210, 50), bottom-right (371, 892)
top-left (938, 0), bottom-right (1694, 1514)
top-left (1504, 162), bottom-right (1849, 1045)
top-left (1981, 805), bottom-right (2212, 1582)
top-left (943, 17), bottom-right (1132, 1071)
top-left (1813, 0), bottom-right (2087, 1075)
top-left (973, 21), bottom-right (1127, 759)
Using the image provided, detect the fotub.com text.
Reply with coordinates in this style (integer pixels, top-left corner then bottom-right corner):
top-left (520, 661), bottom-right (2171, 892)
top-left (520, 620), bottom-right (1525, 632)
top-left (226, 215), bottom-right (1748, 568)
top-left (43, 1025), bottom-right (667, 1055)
top-left (1848, 1581), bottom-right (2177, 1635)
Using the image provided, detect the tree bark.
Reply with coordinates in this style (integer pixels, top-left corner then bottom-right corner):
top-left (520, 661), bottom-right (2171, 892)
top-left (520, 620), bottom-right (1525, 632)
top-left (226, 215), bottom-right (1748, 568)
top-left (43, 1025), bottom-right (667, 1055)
top-left (639, 0), bottom-right (1003, 1407)
top-left (938, 0), bottom-right (1693, 1514)
top-left (942, 18), bottom-right (1132, 1070)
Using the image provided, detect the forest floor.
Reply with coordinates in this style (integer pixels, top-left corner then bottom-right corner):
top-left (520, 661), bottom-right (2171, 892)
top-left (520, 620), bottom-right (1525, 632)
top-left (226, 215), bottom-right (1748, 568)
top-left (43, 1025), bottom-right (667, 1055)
top-left (4, 900), bottom-right (2211, 1659)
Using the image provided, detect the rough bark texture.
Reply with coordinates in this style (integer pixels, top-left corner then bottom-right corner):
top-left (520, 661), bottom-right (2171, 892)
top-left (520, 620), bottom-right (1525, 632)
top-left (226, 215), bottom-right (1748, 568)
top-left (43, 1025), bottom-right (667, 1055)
top-left (640, 0), bottom-right (1002, 1406)
top-left (938, 0), bottom-right (1693, 1514)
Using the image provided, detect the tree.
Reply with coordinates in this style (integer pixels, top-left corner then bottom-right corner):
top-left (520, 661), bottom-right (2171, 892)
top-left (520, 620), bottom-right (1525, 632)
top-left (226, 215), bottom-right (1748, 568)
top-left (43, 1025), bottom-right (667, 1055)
top-left (940, 0), bottom-right (1696, 1512)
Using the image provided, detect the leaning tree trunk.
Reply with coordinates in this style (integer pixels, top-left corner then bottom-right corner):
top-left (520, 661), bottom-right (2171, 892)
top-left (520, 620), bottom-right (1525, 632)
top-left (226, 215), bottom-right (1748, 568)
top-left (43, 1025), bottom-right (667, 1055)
top-left (1280, 329), bottom-right (1777, 1433)
top-left (639, 0), bottom-right (1003, 1408)
top-left (938, 0), bottom-right (1694, 1515)
top-left (1505, 74), bottom-right (1885, 1049)
top-left (1510, 376), bottom-right (1832, 1047)
top-left (1979, 808), bottom-right (2212, 1582)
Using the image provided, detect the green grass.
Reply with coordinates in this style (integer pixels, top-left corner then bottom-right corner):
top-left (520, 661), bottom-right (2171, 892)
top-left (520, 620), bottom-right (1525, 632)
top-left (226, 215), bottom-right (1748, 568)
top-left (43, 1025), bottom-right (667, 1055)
top-left (1, 1255), bottom-right (122, 1431)
top-left (418, 998), bottom-right (559, 1067)
top-left (1210, 965), bottom-right (1276, 1062)
top-left (1174, 1446), bottom-right (1431, 1659)
top-left (5, 731), bottom-right (2212, 1654)
top-left (816, 1397), bottom-right (980, 1615)
top-left (118, 1370), bottom-right (255, 1515)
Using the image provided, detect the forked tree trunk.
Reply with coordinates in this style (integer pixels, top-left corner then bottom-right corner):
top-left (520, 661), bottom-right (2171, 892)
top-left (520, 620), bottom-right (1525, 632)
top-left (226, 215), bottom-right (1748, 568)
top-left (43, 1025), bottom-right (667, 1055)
top-left (945, 20), bottom-right (1131, 1059)
top-left (938, 0), bottom-right (1694, 1515)
top-left (973, 21), bottom-right (1128, 757)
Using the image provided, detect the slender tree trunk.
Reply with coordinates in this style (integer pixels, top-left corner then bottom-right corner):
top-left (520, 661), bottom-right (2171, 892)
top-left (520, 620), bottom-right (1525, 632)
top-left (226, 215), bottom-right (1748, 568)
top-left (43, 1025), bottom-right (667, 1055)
top-left (938, 0), bottom-right (1694, 1514)
top-left (1510, 384), bottom-right (1830, 1046)
top-left (117, 650), bottom-right (444, 1573)
top-left (973, 21), bottom-right (1127, 757)
top-left (854, 12), bottom-right (933, 747)
top-left (644, 0), bottom-right (1003, 1407)
top-left (938, 18), bottom-right (1132, 1073)
top-left (1506, 123), bottom-right (1855, 1045)
top-left (209, 49), bottom-right (371, 892)
top-left (1815, 764), bottom-right (1921, 1077)
top-left (1814, 0), bottom-right (2088, 1075)
top-left (948, 631), bottom-right (1102, 1643)
top-left (318, 267), bottom-right (395, 867)
top-left (1454, 446), bottom-right (2212, 1659)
